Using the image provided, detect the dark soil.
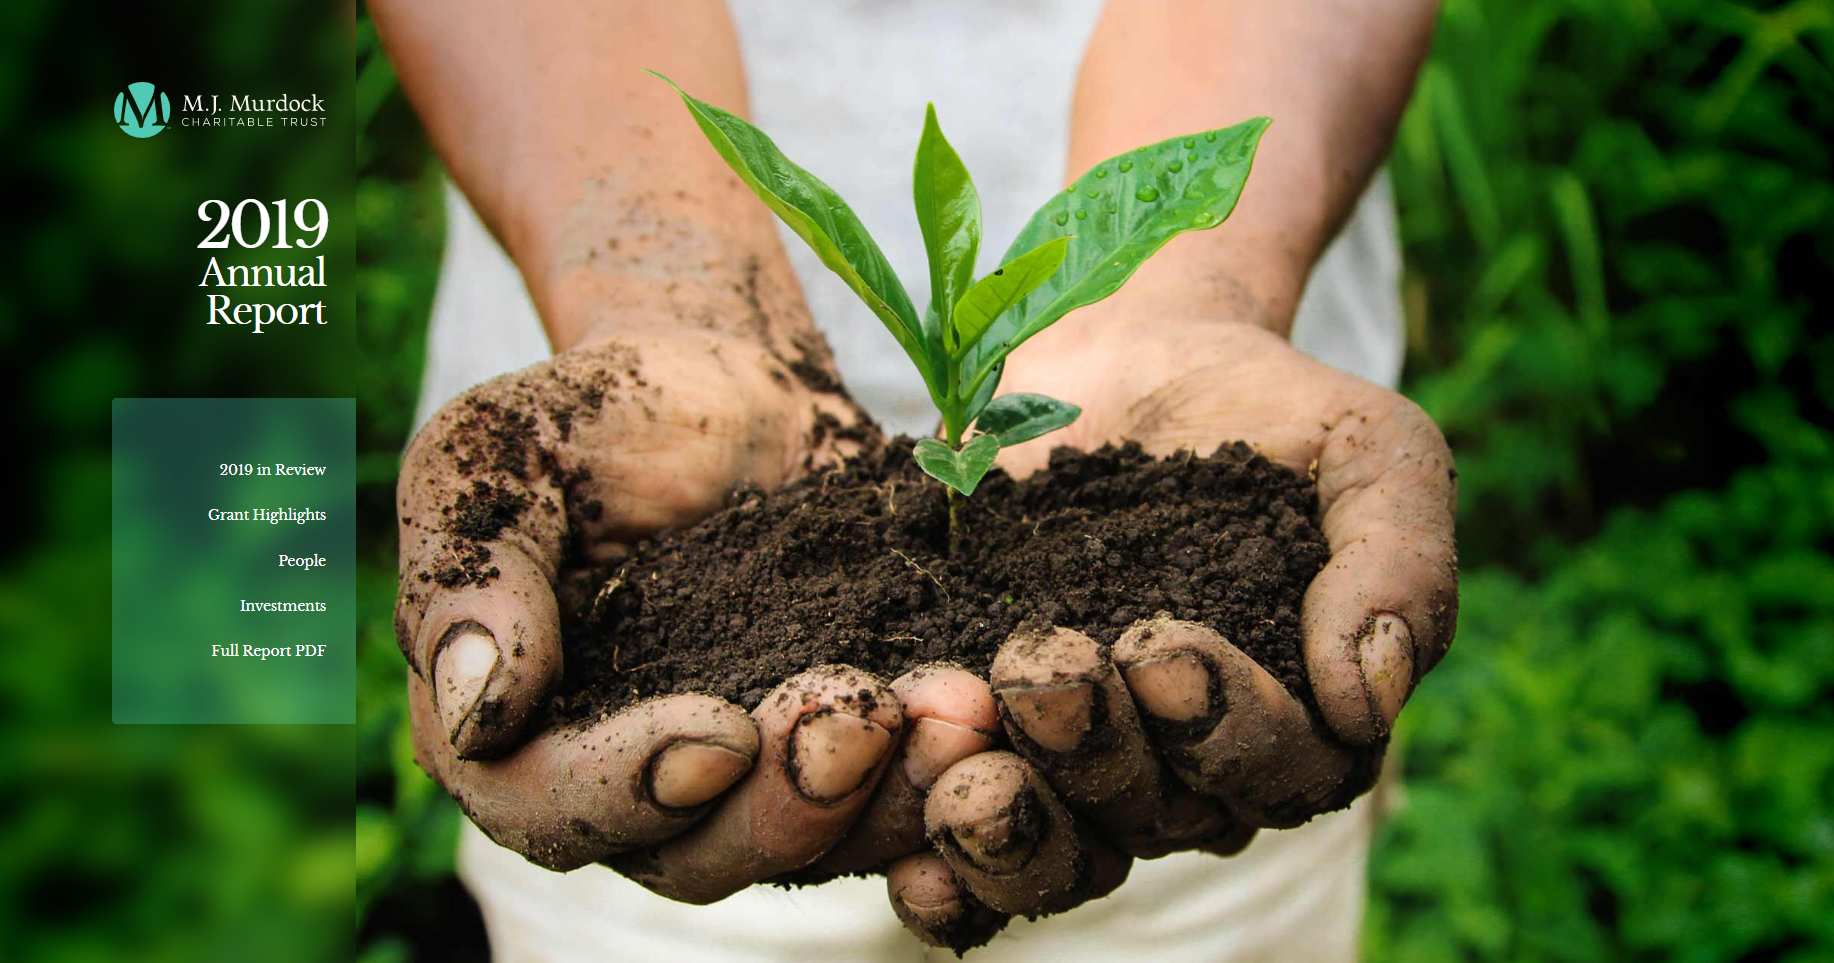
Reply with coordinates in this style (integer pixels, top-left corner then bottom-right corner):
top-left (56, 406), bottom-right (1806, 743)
top-left (549, 439), bottom-right (1329, 723)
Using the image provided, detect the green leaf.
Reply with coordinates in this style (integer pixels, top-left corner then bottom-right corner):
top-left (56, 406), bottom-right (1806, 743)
top-left (950, 237), bottom-right (1071, 356)
top-left (651, 72), bottom-right (936, 396)
top-left (913, 104), bottom-right (981, 353)
top-left (974, 392), bottom-right (1080, 447)
top-left (960, 117), bottom-right (1271, 408)
top-left (913, 435), bottom-right (1001, 496)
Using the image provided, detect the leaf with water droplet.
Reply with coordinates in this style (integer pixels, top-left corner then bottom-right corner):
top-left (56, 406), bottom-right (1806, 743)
top-left (1167, 159), bottom-right (1184, 173)
top-left (1074, 209), bottom-right (1088, 220)
top-left (1093, 167), bottom-right (1108, 179)
top-left (956, 115), bottom-right (1272, 413)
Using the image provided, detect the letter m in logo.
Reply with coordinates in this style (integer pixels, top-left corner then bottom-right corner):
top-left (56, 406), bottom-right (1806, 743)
top-left (115, 81), bottom-right (170, 138)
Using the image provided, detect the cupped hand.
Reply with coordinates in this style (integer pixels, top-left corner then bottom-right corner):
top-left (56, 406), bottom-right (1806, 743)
top-left (887, 317), bottom-right (1458, 947)
top-left (395, 326), bottom-right (998, 898)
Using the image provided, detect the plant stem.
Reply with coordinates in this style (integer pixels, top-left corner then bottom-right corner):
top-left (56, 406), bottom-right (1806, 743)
top-left (941, 400), bottom-right (965, 551)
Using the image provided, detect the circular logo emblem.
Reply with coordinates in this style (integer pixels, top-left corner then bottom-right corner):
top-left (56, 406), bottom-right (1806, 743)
top-left (115, 81), bottom-right (170, 138)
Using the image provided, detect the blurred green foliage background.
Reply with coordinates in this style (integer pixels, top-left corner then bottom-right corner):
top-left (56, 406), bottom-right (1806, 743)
top-left (5, 0), bottom-right (1830, 959)
top-left (1, 4), bottom-right (360, 961)
top-left (1367, 1), bottom-right (1834, 959)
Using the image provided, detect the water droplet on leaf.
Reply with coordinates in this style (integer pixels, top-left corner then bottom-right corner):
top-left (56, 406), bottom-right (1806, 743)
top-left (1183, 138), bottom-right (1196, 148)
top-left (1204, 131), bottom-right (1218, 142)
top-left (1167, 159), bottom-right (1184, 173)
top-left (1093, 167), bottom-right (1108, 179)
top-left (1118, 159), bottom-right (1134, 172)
top-left (1134, 186), bottom-right (1160, 202)
top-left (1074, 210), bottom-right (1087, 220)
top-left (1053, 211), bottom-right (1069, 226)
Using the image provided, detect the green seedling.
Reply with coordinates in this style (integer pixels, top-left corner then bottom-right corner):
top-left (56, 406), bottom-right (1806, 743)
top-left (653, 72), bottom-right (1267, 511)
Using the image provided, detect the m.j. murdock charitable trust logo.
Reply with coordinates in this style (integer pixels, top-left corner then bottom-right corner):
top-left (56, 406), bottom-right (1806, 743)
top-left (114, 81), bottom-right (170, 138)
top-left (112, 81), bottom-right (327, 138)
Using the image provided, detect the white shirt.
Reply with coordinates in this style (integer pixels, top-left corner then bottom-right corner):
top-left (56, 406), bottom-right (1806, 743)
top-left (416, 3), bottom-right (1403, 960)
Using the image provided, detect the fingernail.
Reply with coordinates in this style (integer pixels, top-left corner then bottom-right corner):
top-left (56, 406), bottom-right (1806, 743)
top-left (790, 708), bottom-right (893, 803)
top-left (899, 889), bottom-right (962, 917)
top-left (902, 717), bottom-right (992, 790)
top-left (997, 682), bottom-right (1094, 753)
top-left (434, 628), bottom-right (499, 744)
top-left (893, 859), bottom-right (963, 920)
top-left (647, 740), bottom-right (753, 809)
top-left (1359, 613), bottom-right (1415, 726)
top-left (941, 788), bottom-right (1044, 874)
top-left (1121, 653), bottom-right (1213, 722)
top-left (890, 856), bottom-right (1005, 953)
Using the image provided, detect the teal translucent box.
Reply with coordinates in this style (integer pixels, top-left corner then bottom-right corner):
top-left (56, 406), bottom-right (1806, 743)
top-left (112, 398), bottom-right (355, 724)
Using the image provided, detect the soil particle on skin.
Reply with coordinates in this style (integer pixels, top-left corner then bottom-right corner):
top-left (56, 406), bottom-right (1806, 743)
top-left (428, 543), bottom-right (499, 590)
top-left (806, 408), bottom-right (879, 458)
top-left (549, 440), bottom-right (1329, 723)
top-left (446, 480), bottom-right (533, 543)
top-left (449, 399), bottom-right (540, 480)
top-left (422, 480), bottom-right (532, 589)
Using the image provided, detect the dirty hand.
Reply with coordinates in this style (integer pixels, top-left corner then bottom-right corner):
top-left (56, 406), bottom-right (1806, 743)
top-left (395, 325), bottom-right (997, 901)
top-left (885, 317), bottom-right (1458, 945)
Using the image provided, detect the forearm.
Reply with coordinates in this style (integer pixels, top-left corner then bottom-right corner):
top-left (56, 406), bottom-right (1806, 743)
top-left (1067, 0), bottom-right (1437, 336)
top-left (371, 0), bottom-right (807, 350)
